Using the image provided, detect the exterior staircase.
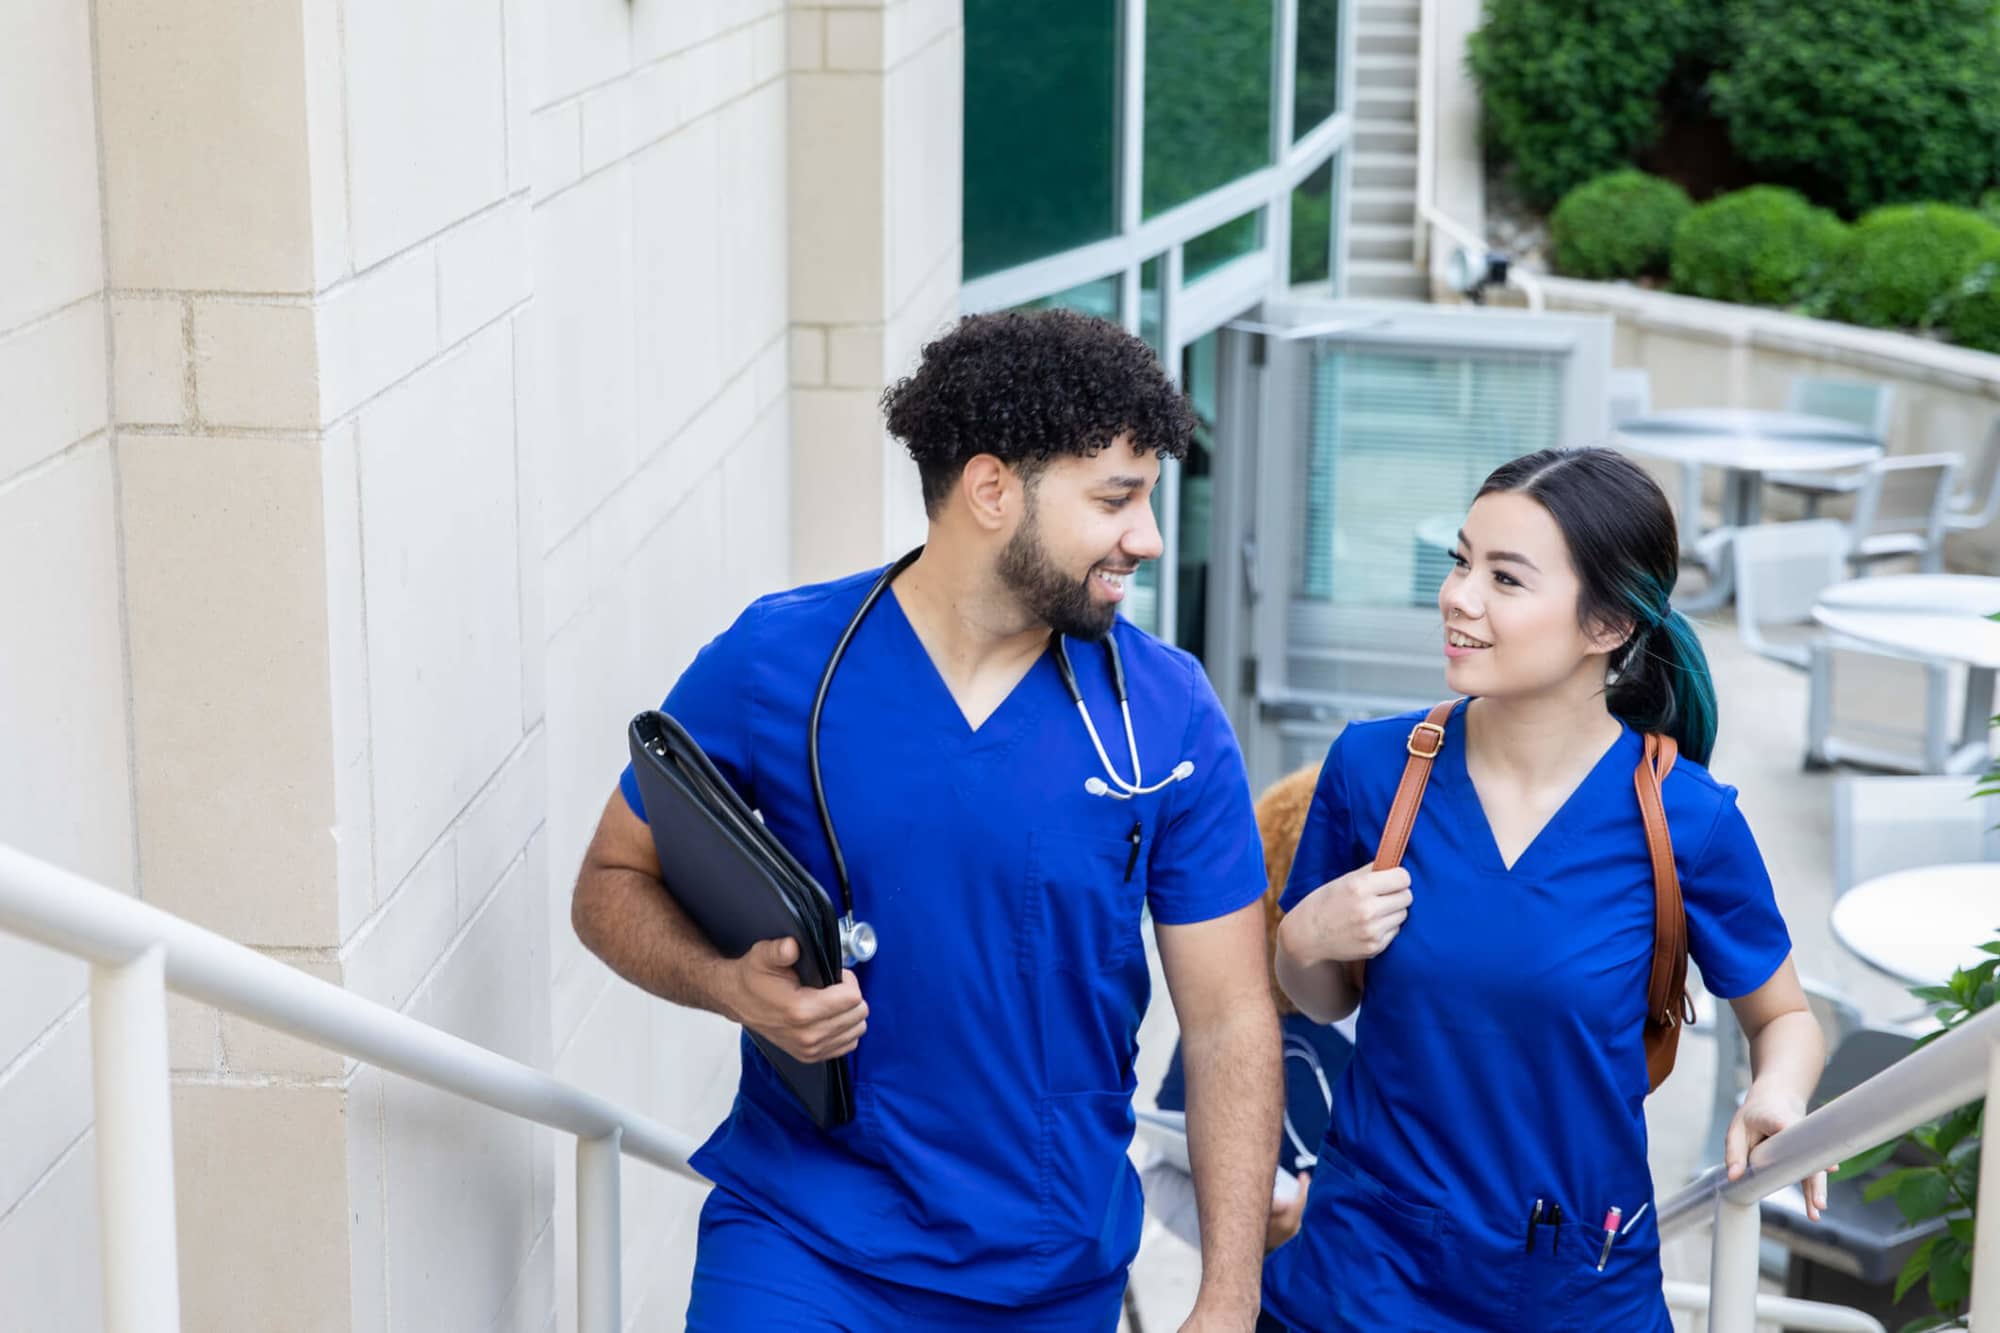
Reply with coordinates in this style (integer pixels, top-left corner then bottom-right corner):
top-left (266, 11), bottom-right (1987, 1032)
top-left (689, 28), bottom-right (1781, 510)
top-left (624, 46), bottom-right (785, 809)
top-left (1346, 0), bottom-right (1428, 301)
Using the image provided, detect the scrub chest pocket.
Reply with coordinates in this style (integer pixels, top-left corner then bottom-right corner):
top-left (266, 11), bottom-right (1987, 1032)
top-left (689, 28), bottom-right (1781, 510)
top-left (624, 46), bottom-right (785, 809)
top-left (1018, 827), bottom-right (1150, 1096)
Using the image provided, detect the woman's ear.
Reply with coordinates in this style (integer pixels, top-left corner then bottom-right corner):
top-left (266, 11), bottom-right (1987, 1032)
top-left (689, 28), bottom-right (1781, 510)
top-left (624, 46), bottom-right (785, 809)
top-left (1586, 612), bottom-right (1638, 660)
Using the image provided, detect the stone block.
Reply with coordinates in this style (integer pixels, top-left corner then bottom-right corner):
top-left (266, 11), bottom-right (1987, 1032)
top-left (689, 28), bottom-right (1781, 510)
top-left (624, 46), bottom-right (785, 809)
top-left (827, 323), bottom-right (885, 387)
top-left (218, 954), bottom-right (348, 1078)
top-left (457, 729), bottom-right (548, 920)
top-left (345, 1067), bottom-right (389, 1333)
top-left (825, 7), bottom-right (884, 69)
top-left (300, 0), bottom-right (352, 289)
top-left (633, 118), bottom-right (723, 445)
top-left (634, 0), bottom-right (721, 62)
top-left (751, 12), bottom-right (788, 83)
top-left (437, 199), bottom-right (533, 347)
top-left (513, 312), bottom-right (548, 729)
top-left (193, 298), bottom-right (320, 430)
top-left (581, 80), bottom-right (635, 176)
top-left (111, 295), bottom-right (188, 428)
top-left (0, 1000), bottom-right (90, 1216)
top-left (0, 298), bottom-right (106, 483)
top-left (343, 0), bottom-right (509, 268)
top-left (97, 0), bottom-right (315, 292)
top-left (119, 435), bottom-right (340, 944)
top-left (753, 330), bottom-right (789, 410)
top-left (166, 995), bottom-right (221, 1074)
top-left (357, 326), bottom-right (523, 891)
top-left (540, 0), bottom-right (632, 106)
top-left (0, 0), bottom-right (103, 328)
top-left (717, 83), bottom-right (788, 368)
top-left (0, 444), bottom-right (135, 898)
top-left (532, 101), bottom-right (584, 202)
top-left (316, 247), bottom-right (440, 423)
top-left (788, 9), bottom-right (824, 71)
top-left (790, 326), bottom-right (826, 386)
top-left (791, 388), bottom-right (890, 581)
top-left (886, 28), bottom-right (964, 311)
top-left (531, 169), bottom-right (638, 543)
top-left (722, 397), bottom-right (792, 594)
top-left (0, 1135), bottom-right (102, 1330)
top-left (789, 74), bottom-right (885, 325)
top-left (341, 837), bottom-right (458, 1012)
top-left (320, 422), bottom-right (377, 936)
top-left (174, 1082), bottom-right (354, 1331)
top-left (631, 53), bottom-right (687, 150)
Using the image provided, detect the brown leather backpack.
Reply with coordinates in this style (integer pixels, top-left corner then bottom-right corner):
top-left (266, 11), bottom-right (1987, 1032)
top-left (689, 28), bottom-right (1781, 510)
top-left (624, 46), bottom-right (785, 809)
top-left (1343, 700), bottom-right (1696, 1091)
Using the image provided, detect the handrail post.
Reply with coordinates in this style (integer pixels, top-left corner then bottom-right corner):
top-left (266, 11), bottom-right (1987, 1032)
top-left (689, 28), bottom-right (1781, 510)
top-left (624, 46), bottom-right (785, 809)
top-left (1708, 1195), bottom-right (1762, 1333)
top-left (1973, 1049), bottom-right (2000, 1321)
top-left (577, 1129), bottom-right (623, 1333)
top-left (91, 945), bottom-right (182, 1333)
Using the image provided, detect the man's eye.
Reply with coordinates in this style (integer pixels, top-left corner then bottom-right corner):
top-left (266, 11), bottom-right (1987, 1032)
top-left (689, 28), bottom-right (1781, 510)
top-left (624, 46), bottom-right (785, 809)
top-left (1101, 496), bottom-right (1131, 510)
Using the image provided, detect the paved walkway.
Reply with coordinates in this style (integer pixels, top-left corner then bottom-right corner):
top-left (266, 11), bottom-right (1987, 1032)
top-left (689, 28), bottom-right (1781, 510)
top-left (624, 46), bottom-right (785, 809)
top-left (1124, 618), bottom-right (1985, 1330)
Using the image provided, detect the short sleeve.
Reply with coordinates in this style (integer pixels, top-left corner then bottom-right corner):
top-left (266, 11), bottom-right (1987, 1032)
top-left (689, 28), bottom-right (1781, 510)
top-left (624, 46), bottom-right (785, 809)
top-left (1682, 787), bottom-right (1792, 999)
top-left (617, 605), bottom-right (761, 822)
top-left (1144, 665), bottom-right (1268, 927)
top-left (1279, 729), bottom-right (1362, 915)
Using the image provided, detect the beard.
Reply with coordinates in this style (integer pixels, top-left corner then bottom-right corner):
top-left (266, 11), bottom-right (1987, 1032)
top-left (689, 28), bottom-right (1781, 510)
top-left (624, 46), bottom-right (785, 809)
top-left (997, 506), bottom-right (1119, 642)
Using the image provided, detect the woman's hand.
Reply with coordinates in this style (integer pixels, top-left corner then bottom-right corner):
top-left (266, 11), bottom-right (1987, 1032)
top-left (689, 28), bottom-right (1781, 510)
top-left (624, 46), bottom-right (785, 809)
top-left (1266, 1172), bottom-right (1312, 1251)
top-left (1726, 1086), bottom-right (1832, 1221)
top-left (1281, 865), bottom-right (1413, 966)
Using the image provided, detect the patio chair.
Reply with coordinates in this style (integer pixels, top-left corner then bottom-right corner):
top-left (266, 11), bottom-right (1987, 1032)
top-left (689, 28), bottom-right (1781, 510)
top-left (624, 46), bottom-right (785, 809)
top-left (1845, 453), bottom-right (1961, 574)
top-left (1832, 773), bottom-right (2000, 896)
top-left (1945, 416), bottom-right (2000, 535)
top-left (1765, 376), bottom-right (1897, 516)
top-left (1606, 367), bottom-right (1652, 429)
top-left (1729, 521), bottom-right (1956, 771)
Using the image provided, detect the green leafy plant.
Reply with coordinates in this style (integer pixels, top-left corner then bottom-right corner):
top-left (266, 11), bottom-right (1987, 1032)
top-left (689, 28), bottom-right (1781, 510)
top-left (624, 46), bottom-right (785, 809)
top-left (1549, 171), bottom-right (1693, 281)
top-left (1837, 940), bottom-right (1993, 1331)
top-left (1818, 205), bottom-right (2000, 330)
top-left (1468, 0), bottom-right (1728, 208)
top-left (1711, 0), bottom-right (2000, 218)
top-left (1669, 186), bottom-right (1848, 307)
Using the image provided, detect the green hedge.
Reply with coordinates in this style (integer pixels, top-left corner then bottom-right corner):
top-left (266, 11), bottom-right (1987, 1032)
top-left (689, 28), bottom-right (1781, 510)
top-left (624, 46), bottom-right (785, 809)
top-left (1820, 205), bottom-right (2000, 329)
top-left (1939, 265), bottom-right (2000, 353)
top-left (1549, 171), bottom-right (1692, 280)
top-left (1712, 0), bottom-right (2000, 216)
top-left (1468, 0), bottom-right (1727, 209)
top-left (1668, 187), bottom-right (1847, 307)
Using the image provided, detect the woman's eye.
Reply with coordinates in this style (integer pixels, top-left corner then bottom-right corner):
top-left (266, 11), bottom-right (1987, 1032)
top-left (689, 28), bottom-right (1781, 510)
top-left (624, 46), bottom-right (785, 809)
top-left (1493, 571), bottom-right (1521, 588)
top-left (1449, 551), bottom-right (1469, 568)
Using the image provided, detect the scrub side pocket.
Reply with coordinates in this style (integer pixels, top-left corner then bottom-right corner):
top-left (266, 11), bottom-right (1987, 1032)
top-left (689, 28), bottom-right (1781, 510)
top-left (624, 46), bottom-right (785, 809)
top-left (1019, 828), bottom-right (1150, 1095)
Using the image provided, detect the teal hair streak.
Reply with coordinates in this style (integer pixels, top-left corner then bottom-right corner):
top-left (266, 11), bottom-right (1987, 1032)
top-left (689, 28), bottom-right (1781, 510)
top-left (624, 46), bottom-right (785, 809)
top-left (1614, 574), bottom-right (1718, 766)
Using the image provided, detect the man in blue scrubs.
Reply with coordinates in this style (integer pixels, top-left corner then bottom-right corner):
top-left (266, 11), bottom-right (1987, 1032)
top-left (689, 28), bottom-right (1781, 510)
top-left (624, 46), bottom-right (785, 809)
top-left (572, 311), bottom-right (1281, 1330)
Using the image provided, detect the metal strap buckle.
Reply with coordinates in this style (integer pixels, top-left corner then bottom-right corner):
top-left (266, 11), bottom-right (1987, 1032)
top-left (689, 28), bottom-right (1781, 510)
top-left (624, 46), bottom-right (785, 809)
top-left (1407, 721), bottom-right (1446, 758)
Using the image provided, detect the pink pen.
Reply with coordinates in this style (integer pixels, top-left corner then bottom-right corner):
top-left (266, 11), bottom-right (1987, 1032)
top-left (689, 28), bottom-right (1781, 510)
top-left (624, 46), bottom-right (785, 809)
top-left (1596, 1207), bottom-right (1623, 1271)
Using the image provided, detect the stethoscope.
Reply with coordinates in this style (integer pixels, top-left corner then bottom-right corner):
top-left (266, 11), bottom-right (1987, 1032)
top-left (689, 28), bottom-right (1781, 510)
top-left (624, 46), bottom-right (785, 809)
top-left (808, 547), bottom-right (1197, 967)
top-left (1281, 1033), bottom-right (1335, 1172)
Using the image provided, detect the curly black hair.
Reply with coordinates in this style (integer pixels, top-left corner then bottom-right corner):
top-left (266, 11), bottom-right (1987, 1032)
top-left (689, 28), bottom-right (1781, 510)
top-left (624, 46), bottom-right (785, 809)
top-left (881, 309), bottom-right (1197, 517)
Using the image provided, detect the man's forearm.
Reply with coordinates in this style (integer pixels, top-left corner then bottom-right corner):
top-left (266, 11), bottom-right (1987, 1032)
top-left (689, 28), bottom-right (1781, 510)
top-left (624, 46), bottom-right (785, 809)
top-left (571, 863), bottom-right (741, 1020)
top-left (1183, 1002), bottom-right (1283, 1319)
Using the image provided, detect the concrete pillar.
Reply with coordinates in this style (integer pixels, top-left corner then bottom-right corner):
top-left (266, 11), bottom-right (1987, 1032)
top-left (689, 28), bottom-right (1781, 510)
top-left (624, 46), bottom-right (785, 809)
top-left (787, 0), bottom-right (966, 580)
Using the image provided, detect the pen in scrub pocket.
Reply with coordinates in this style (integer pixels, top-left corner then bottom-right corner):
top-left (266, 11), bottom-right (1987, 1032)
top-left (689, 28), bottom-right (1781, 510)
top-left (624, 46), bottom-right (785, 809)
top-left (1524, 1198), bottom-right (1543, 1254)
top-left (1620, 1201), bottom-right (1650, 1236)
top-left (1596, 1207), bottom-right (1622, 1271)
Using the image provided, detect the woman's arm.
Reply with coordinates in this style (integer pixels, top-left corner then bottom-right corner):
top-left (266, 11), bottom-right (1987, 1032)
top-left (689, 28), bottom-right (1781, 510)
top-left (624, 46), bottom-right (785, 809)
top-left (1725, 954), bottom-right (1830, 1219)
top-left (1274, 864), bottom-right (1413, 1025)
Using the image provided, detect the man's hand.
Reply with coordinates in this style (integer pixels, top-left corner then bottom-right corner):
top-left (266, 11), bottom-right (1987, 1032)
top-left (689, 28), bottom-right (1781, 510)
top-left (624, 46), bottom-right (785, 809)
top-left (720, 937), bottom-right (868, 1062)
top-left (1178, 1301), bottom-right (1259, 1333)
top-left (1284, 864), bottom-right (1412, 964)
top-left (1266, 1172), bottom-right (1311, 1251)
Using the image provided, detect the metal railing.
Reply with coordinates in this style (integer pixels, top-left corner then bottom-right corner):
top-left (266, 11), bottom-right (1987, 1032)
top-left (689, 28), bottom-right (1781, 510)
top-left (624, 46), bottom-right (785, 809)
top-left (0, 842), bottom-right (705, 1333)
top-left (1657, 1000), bottom-right (2000, 1333)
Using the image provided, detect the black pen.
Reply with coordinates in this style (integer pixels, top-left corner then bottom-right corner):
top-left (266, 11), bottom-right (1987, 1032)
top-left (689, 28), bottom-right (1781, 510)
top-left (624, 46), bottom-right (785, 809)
top-left (1548, 1203), bottom-right (1563, 1253)
top-left (1524, 1198), bottom-right (1543, 1253)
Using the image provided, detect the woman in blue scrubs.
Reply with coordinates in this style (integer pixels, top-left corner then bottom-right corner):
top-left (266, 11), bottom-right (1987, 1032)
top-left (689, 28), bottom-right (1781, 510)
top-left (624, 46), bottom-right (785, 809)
top-left (1264, 447), bottom-right (1830, 1332)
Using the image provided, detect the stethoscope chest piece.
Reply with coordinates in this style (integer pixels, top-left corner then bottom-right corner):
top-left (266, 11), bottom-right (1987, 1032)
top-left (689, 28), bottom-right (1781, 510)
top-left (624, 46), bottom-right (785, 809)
top-left (839, 914), bottom-right (877, 968)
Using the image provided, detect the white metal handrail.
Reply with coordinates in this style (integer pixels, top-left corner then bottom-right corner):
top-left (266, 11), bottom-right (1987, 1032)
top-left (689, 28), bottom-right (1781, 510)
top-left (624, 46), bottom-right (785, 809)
top-left (1658, 1001), bottom-right (2000, 1333)
top-left (0, 842), bottom-right (705, 1333)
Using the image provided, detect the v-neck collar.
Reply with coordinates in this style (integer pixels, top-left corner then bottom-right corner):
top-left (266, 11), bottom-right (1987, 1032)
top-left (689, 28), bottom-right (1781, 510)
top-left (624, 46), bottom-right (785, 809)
top-left (879, 582), bottom-right (1053, 749)
top-left (1438, 702), bottom-right (1635, 876)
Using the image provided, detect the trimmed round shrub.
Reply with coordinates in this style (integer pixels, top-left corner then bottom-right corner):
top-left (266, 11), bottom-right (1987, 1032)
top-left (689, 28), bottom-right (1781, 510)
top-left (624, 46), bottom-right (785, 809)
top-left (1820, 205), bottom-right (2000, 329)
top-left (1469, 1), bottom-right (1728, 208)
top-left (1668, 187), bottom-right (1847, 307)
top-left (1712, 0), bottom-right (2000, 216)
top-left (1937, 264), bottom-right (2000, 353)
top-left (1549, 171), bottom-right (1693, 280)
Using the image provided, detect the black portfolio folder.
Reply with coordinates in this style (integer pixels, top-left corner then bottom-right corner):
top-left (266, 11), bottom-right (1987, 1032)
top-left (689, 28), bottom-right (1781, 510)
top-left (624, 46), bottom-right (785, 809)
top-left (626, 711), bottom-right (855, 1129)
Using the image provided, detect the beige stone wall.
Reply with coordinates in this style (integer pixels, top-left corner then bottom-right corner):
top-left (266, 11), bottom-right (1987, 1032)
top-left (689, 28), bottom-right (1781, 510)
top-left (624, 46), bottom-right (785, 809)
top-left (0, 0), bottom-right (961, 1328)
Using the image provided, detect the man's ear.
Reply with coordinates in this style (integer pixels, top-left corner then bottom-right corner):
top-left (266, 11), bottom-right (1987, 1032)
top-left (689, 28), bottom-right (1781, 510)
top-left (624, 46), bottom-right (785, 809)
top-left (957, 454), bottom-right (1017, 534)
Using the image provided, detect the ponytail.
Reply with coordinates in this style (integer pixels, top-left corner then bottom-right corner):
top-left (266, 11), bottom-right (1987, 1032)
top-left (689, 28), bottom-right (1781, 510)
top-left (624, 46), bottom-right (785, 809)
top-left (1608, 605), bottom-right (1718, 766)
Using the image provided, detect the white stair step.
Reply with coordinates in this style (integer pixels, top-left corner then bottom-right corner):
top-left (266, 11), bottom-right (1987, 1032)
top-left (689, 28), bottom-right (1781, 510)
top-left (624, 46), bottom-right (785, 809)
top-left (1359, 2), bottom-right (1421, 22)
top-left (1356, 26), bottom-right (1420, 57)
top-left (1355, 123), bottom-right (1417, 154)
top-left (1354, 55), bottom-right (1418, 90)
top-left (1345, 258), bottom-right (1430, 300)
top-left (1357, 90), bottom-right (1417, 122)
top-left (1352, 153), bottom-right (1417, 189)
top-left (1349, 222), bottom-right (1417, 262)
top-left (1351, 187), bottom-right (1417, 225)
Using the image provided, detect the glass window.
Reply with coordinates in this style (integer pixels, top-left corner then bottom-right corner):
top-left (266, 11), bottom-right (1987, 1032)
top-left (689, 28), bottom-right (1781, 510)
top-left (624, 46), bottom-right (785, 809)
top-left (964, 0), bottom-right (1119, 279)
top-left (1143, 0), bottom-right (1275, 219)
top-left (1014, 274), bottom-right (1122, 320)
top-left (1124, 483), bottom-right (1166, 636)
top-left (1293, 0), bottom-right (1343, 139)
top-left (1185, 209), bottom-right (1264, 282)
top-left (1175, 332), bottom-right (1221, 658)
top-left (1140, 256), bottom-right (1165, 357)
top-left (1290, 158), bottom-right (1335, 286)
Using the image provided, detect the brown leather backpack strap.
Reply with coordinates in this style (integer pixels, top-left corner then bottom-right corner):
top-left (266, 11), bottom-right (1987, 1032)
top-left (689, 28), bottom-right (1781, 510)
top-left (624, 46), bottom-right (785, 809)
top-left (1346, 699), bottom-right (1461, 993)
top-left (1635, 733), bottom-right (1691, 1089)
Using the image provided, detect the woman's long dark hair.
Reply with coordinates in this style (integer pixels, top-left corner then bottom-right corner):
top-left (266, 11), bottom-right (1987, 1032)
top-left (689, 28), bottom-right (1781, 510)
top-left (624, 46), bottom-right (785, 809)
top-left (1476, 447), bottom-right (1719, 765)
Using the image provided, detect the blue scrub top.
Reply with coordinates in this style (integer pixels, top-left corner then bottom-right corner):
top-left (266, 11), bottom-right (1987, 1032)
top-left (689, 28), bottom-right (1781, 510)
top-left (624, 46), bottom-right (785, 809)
top-left (1262, 702), bottom-right (1791, 1333)
top-left (1155, 1012), bottom-right (1353, 1176)
top-left (618, 567), bottom-right (1267, 1305)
